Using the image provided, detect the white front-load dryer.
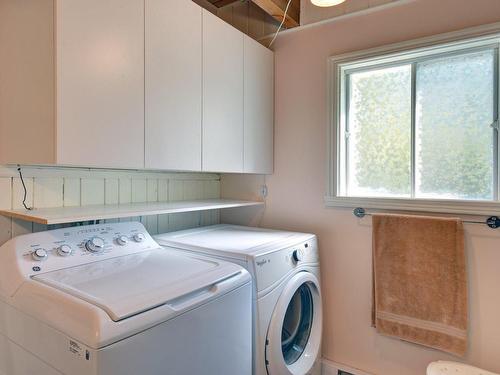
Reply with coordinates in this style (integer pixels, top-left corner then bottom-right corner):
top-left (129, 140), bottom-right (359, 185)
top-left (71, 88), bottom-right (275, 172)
top-left (155, 224), bottom-right (323, 375)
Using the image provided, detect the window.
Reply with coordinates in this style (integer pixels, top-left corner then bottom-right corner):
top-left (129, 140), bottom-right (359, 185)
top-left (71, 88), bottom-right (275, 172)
top-left (328, 31), bottom-right (500, 214)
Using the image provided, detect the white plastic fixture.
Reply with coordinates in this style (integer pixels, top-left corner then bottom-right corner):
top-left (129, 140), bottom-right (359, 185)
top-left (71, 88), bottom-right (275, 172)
top-left (311, 0), bottom-right (345, 7)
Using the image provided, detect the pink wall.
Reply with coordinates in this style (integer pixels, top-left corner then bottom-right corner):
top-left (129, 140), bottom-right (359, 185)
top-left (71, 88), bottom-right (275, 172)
top-left (224, 1), bottom-right (500, 374)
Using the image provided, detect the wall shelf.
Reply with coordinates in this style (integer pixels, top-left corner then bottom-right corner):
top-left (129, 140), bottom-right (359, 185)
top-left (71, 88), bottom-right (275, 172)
top-left (0, 199), bottom-right (264, 225)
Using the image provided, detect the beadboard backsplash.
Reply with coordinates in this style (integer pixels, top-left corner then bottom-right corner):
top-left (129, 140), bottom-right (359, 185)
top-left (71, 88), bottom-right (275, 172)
top-left (0, 165), bottom-right (220, 246)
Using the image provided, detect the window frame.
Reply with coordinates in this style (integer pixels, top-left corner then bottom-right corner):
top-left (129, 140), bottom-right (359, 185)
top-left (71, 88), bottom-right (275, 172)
top-left (326, 24), bottom-right (500, 215)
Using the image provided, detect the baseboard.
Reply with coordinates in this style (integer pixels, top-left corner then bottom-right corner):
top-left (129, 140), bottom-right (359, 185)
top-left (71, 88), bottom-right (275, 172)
top-left (322, 358), bottom-right (374, 375)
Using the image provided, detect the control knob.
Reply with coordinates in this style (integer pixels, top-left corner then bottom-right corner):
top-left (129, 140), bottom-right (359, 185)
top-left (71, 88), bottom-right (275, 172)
top-left (133, 233), bottom-right (145, 243)
top-left (32, 249), bottom-right (48, 261)
top-left (85, 237), bottom-right (105, 253)
top-left (292, 249), bottom-right (304, 263)
top-left (57, 244), bottom-right (73, 257)
top-left (116, 235), bottom-right (129, 246)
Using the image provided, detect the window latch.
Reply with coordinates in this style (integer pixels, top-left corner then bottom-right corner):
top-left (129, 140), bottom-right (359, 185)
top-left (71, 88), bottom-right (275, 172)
top-left (490, 118), bottom-right (499, 131)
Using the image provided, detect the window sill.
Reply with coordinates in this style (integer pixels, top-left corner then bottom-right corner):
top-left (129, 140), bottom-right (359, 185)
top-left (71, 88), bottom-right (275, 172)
top-left (325, 195), bottom-right (500, 216)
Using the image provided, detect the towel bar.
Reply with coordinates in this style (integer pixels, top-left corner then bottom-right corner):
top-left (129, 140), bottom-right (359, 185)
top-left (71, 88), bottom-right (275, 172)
top-left (353, 207), bottom-right (500, 229)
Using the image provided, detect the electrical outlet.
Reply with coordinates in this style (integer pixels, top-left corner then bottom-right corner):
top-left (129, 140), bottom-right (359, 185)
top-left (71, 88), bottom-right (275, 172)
top-left (260, 184), bottom-right (268, 198)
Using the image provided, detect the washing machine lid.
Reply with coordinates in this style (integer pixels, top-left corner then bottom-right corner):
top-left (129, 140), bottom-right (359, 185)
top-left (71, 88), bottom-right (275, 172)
top-left (32, 248), bottom-right (244, 322)
top-left (155, 225), bottom-right (312, 259)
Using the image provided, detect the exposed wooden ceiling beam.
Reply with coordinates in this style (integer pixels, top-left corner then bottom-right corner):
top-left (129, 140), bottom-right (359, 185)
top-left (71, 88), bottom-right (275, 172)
top-left (251, 0), bottom-right (300, 28)
top-left (209, 0), bottom-right (240, 7)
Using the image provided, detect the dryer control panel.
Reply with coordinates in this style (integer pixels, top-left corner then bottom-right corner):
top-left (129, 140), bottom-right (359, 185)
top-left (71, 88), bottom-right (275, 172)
top-left (253, 235), bottom-right (319, 293)
top-left (1, 222), bottom-right (159, 279)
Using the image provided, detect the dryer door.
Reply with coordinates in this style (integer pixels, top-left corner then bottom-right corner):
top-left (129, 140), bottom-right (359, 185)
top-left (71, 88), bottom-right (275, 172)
top-left (265, 272), bottom-right (322, 375)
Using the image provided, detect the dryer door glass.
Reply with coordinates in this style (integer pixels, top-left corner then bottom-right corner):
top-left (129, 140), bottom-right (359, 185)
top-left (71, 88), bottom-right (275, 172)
top-left (265, 271), bottom-right (322, 375)
top-left (281, 283), bottom-right (314, 365)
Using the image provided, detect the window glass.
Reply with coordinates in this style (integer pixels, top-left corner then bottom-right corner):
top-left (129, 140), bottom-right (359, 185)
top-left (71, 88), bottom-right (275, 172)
top-left (347, 65), bottom-right (412, 197)
top-left (415, 50), bottom-right (496, 200)
top-left (337, 40), bottom-right (499, 203)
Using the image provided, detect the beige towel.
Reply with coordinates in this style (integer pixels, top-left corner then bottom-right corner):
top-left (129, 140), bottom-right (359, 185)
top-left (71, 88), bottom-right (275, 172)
top-left (372, 213), bottom-right (467, 356)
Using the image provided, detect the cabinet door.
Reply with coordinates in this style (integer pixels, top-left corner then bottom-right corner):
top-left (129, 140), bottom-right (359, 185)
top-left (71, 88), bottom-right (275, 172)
top-left (202, 10), bottom-right (244, 173)
top-left (56, 0), bottom-right (144, 169)
top-left (145, 0), bottom-right (202, 171)
top-left (244, 36), bottom-right (274, 174)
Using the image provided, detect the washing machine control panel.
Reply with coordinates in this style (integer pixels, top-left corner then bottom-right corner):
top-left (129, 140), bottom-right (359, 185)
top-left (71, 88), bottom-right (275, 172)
top-left (10, 222), bottom-right (158, 277)
top-left (253, 235), bottom-right (319, 293)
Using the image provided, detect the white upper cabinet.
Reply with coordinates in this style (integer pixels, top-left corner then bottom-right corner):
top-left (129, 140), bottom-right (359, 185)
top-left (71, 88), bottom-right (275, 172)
top-left (56, 0), bottom-right (145, 169)
top-left (244, 36), bottom-right (274, 174)
top-left (202, 10), bottom-right (244, 173)
top-left (145, 0), bottom-right (202, 171)
top-left (0, 0), bottom-right (274, 174)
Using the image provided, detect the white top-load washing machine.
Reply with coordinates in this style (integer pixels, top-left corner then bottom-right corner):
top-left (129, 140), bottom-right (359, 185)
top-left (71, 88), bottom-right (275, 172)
top-left (155, 224), bottom-right (322, 375)
top-left (0, 222), bottom-right (252, 375)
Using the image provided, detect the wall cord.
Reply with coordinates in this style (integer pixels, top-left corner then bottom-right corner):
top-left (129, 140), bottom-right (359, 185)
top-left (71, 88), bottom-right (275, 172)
top-left (268, 0), bottom-right (294, 48)
top-left (17, 166), bottom-right (33, 211)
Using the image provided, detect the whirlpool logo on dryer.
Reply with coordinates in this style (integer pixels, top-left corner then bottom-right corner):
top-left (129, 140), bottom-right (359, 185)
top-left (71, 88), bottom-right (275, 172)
top-left (256, 258), bottom-right (271, 267)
